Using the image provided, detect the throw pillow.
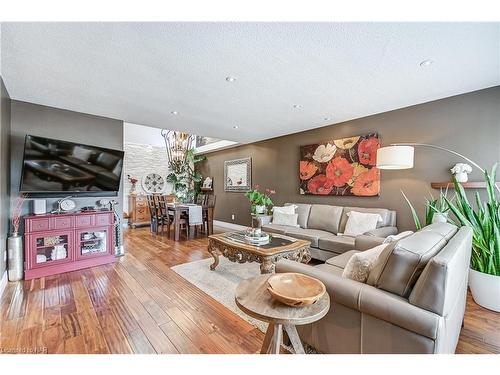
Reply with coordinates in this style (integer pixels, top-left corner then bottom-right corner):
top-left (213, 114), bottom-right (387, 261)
top-left (342, 243), bottom-right (388, 283)
top-left (273, 205), bottom-right (296, 215)
top-left (272, 212), bottom-right (299, 227)
top-left (383, 230), bottom-right (414, 243)
top-left (344, 211), bottom-right (383, 236)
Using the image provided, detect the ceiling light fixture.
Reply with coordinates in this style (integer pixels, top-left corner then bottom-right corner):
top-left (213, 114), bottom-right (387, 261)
top-left (170, 111), bottom-right (178, 115)
top-left (324, 117), bottom-right (331, 121)
top-left (419, 59), bottom-right (434, 68)
top-left (225, 76), bottom-right (237, 82)
top-left (233, 125), bottom-right (239, 129)
top-left (293, 104), bottom-right (303, 109)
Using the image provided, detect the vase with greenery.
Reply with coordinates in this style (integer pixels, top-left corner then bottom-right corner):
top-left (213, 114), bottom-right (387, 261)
top-left (244, 186), bottom-right (275, 215)
top-left (444, 165), bottom-right (500, 311)
top-left (166, 149), bottom-right (206, 203)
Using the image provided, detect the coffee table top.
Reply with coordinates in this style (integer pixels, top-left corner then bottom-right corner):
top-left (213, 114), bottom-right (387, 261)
top-left (209, 231), bottom-right (310, 256)
top-left (235, 274), bottom-right (330, 325)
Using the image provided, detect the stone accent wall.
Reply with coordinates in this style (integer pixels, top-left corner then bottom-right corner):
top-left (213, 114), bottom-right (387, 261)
top-left (123, 142), bottom-right (171, 213)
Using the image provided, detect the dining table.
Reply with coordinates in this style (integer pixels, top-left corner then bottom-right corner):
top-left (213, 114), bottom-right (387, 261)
top-left (167, 203), bottom-right (214, 241)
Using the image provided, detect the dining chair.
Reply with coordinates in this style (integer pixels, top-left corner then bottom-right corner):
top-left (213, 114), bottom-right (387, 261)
top-left (146, 194), bottom-right (160, 233)
top-left (202, 194), bottom-right (216, 234)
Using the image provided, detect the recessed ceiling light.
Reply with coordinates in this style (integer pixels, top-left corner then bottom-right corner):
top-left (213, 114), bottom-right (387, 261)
top-left (225, 76), bottom-right (237, 82)
top-left (324, 117), bottom-right (331, 121)
top-left (420, 59), bottom-right (434, 67)
top-left (293, 104), bottom-right (303, 109)
top-left (170, 111), bottom-right (178, 115)
top-left (233, 125), bottom-right (239, 129)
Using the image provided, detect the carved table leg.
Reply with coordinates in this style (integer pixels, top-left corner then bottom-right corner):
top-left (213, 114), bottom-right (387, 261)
top-left (208, 244), bottom-right (220, 271)
top-left (301, 249), bottom-right (312, 264)
top-left (260, 258), bottom-right (275, 274)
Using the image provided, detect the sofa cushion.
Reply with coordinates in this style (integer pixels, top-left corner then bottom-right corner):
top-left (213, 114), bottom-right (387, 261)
top-left (308, 247), bottom-right (337, 262)
top-left (307, 204), bottom-right (343, 234)
top-left (314, 263), bottom-right (344, 276)
top-left (420, 222), bottom-right (458, 241)
top-left (368, 229), bottom-right (448, 298)
top-left (339, 207), bottom-right (392, 233)
top-left (325, 250), bottom-right (359, 268)
top-left (283, 228), bottom-right (333, 247)
top-left (262, 223), bottom-right (296, 235)
top-left (318, 235), bottom-right (356, 254)
top-left (285, 203), bottom-right (311, 228)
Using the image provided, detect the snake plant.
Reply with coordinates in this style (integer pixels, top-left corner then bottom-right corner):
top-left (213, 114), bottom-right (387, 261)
top-left (444, 165), bottom-right (500, 276)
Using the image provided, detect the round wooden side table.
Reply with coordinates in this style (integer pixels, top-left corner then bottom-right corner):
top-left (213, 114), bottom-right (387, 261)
top-left (235, 274), bottom-right (330, 354)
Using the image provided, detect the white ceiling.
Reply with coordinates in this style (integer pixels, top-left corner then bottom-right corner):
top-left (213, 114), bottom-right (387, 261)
top-left (2, 22), bottom-right (499, 143)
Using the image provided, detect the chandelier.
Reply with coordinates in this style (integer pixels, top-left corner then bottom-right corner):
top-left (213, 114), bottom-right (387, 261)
top-left (161, 130), bottom-right (195, 173)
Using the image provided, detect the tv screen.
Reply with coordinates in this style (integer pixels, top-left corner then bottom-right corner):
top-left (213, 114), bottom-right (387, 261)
top-left (20, 135), bottom-right (124, 194)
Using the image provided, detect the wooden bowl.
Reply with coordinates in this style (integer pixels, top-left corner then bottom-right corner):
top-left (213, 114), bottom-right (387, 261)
top-left (267, 273), bottom-right (326, 307)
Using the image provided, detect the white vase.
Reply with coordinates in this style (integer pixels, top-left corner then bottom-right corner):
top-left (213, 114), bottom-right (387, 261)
top-left (454, 172), bottom-right (468, 183)
top-left (431, 212), bottom-right (448, 224)
top-left (469, 268), bottom-right (500, 312)
top-left (255, 205), bottom-right (266, 214)
top-left (7, 235), bottom-right (23, 281)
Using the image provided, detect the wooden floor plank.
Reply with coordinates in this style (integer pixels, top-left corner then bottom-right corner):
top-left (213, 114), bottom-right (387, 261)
top-left (0, 226), bottom-right (496, 354)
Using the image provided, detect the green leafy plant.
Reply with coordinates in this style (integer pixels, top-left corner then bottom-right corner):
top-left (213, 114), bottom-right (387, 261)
top-left (244, 186), bottom-right (275, 214)
top-left (444, 165), bottom-right (500, 276)
top-left (401, 188), bottom-right (453, 230)
top-left (166, 149), bottom-right (206, 203)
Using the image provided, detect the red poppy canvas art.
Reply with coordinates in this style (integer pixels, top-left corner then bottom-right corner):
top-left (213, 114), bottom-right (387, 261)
top-left (299, 133), bottom-right (380, 196)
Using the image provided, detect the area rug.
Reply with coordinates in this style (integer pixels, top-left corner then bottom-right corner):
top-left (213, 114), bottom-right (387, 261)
top-left (171, 257), bottom-right (268, 332)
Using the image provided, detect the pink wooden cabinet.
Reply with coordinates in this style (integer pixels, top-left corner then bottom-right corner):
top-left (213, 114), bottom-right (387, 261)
top-left (24, 211), bottom-right (116, 280)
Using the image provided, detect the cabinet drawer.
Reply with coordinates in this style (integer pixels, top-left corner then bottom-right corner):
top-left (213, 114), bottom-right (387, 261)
top-left (136, 207), bottom-right (148, 215)
top-left (136, 214), bottom-right (150, 222)
top-left (95, 214), bottom-right (112, 226)
top-left (28, 218), bottom-right (50, 232)
top-left (51, 216), bottom-right (73, 230)
top-left (136, 200), bottom-right (148, 207)
top-left (75, 215), bottom-right (93, 228)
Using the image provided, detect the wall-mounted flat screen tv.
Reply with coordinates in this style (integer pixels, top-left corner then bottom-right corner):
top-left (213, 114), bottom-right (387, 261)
top-left (20, 135), bottom-right (124, 194)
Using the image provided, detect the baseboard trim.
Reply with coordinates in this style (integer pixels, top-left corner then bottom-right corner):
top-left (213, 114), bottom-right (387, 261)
top-left (213, 220), bottom-right (247, 231)
top-left (0, 272), bottom-right (7, 299)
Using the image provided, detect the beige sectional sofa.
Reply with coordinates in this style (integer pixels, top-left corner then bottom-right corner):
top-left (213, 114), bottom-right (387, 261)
top-left (275, 222), bottom-right (473, 354)
top-left (262, 203), bottom-right (398, 261)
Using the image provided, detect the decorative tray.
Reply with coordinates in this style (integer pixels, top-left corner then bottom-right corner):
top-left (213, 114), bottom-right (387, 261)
top-left (244, 232), bottom-right (270, 245)
top-left (267, 273), bottom-right (326, 307)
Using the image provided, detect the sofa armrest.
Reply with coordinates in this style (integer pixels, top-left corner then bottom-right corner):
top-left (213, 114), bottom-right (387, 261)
top-left (363, 226), bottom-right (398, 237)
top-left (358, 285), bottom-right (440, 340)
top-left (355, 235), bottom-right (385, 251)
top-left (275, 259), bottom-right (364, 310)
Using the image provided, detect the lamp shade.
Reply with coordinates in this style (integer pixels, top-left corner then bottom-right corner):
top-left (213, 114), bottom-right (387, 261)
top-left (376, 146), bottom-right (414, 169)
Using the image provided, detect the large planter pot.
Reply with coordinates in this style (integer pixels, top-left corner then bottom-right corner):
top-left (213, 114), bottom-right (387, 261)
top-left (7, 234), bottom-right (24, 281)
top-left (432, 212), bottom-right (449, 224)
top-left (255, 205), bottom-right (266, 214)
top-left (469, 268), bottom-right (500, 312)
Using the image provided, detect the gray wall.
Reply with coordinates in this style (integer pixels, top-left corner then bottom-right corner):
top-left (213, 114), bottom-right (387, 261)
top-left (0, 77), bottom-right (11, 282)
top-left (10, 100), bottom-right (124, 238)
top-left (200, 86), bottom-right (500, 231)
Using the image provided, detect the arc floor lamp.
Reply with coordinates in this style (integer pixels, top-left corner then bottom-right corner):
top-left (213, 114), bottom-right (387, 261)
top-left (376, 143), bottom-right (500, 193)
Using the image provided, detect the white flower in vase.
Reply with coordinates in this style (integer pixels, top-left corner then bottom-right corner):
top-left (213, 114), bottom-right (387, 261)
top-left (450, 163), bottom-right (473, 183)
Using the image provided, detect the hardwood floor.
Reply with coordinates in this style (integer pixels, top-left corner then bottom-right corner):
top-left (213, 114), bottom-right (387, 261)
top-left (0, 226), bottom-right (499, 354)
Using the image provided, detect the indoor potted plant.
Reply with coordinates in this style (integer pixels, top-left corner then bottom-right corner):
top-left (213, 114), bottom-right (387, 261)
top-left (244, 186), bottom-right (275, 215)
top-left (401, 188), bottom-right (453, 229)
top-left (445, 165), bottom-right (500, 312)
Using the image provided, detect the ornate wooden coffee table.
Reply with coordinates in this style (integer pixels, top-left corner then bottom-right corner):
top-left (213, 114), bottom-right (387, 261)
top-left (207, 231), bottom-right (311, 274)
top-left (235, 274), bottom-right (330, 354)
